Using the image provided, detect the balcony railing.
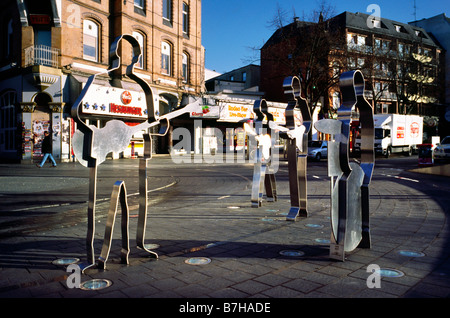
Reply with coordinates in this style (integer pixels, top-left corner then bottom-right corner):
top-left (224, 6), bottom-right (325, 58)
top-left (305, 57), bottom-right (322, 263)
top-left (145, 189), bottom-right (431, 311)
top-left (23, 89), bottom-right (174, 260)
top-left (24, 45), bottom-right (60, 68)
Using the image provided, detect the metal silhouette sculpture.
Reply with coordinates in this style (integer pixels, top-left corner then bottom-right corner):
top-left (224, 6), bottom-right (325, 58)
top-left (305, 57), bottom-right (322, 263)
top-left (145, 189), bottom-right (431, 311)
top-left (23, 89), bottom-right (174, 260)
top-left (314, 70), bottom-right (374, 261)
top-left (277, 76), bottom-right (311, 221)
top-left (244, 99), bottom-right (277, 207)
top-left (71, 34), bottom-right (200, 271)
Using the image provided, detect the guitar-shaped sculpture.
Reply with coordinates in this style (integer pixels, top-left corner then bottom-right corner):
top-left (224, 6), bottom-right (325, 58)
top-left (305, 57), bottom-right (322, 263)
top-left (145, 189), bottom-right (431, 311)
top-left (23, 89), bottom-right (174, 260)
top-left (278, 76), bottom-right (311, 221)
top-left (71, 34), bottom-right (200, 271)
top-left (244, 99), bottom-right (277, 207)
top-left (314, 70), bottom-right (374, 261)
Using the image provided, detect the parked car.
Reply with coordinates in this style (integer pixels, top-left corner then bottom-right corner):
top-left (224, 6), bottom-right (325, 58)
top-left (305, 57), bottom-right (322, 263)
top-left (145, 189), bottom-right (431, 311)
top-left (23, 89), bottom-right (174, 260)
top-left (433, 136), bottom-right (450, 162)
top-left (308, 140), bottom-right (328, 161)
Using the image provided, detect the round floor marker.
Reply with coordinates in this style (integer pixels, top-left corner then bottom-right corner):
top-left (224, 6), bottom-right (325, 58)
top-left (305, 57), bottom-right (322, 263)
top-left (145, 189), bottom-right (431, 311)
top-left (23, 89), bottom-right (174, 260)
top-left (185, 257), bottom-right (211, 265)
top-left (52, 258), bottom-right (80, 266)
top-left (266, 209), bottom-right (279, 213)
top-left (144, 243), bottom-right (160, 250)
top-left (228, 206), bottom-right (240, 209)
top-left (398, 250), bottom-right (425, 257)
top-left (305, 223), bottom-right (324, 229)
top-left (279, 250), bottom-right (305, 257)
top-left (315, 238), bottom-right (331, 244)
top-left (79, 279), bottom-right (113, 291)
top-left (377, 268), bottom-right (405, 278)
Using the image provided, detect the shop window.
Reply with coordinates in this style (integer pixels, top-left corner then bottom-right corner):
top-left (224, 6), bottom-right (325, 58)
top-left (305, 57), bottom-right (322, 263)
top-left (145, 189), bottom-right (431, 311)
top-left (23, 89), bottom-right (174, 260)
top-left (83, 19), bottom-right (99, 62)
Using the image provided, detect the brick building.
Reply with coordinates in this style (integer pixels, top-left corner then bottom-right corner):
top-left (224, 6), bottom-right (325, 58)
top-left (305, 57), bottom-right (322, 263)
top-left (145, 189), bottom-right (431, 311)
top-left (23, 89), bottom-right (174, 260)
top-left (0, 0), bottom-right (204, 163)
top-left (260, 11), bottom-right (444, 138)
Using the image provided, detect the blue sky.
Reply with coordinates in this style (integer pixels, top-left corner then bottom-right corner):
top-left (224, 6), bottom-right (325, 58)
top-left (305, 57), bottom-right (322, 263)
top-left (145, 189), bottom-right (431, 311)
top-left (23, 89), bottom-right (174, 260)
top-left (202, 0), bottom-right (449, 74)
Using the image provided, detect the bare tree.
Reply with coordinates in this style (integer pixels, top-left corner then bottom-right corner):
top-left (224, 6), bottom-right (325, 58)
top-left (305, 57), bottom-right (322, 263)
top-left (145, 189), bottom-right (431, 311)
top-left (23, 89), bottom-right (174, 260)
top-left (261, 0), bottom-right (345, 116)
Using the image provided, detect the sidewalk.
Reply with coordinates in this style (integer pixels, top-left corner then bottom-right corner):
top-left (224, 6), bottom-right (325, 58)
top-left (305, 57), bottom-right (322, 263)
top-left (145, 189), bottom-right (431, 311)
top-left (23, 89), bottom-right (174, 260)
top-left (409, 163), bottom-right (450, 177)
top-left (0, 156), bottom-right (449, 303)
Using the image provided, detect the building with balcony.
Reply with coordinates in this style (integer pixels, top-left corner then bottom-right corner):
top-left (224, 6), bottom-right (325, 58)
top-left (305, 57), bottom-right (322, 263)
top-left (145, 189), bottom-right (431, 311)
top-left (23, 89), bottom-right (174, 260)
top-left (0, 0), bottom-right (204, 163)
top-left (260, 11), bottom-right (445, 140)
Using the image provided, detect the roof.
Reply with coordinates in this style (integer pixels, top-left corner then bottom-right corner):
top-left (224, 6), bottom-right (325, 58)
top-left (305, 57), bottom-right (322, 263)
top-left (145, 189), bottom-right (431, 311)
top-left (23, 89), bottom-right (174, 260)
top-left (262, 20), bottom-right (315, 49)
top-left (262, 11), bottom-right (440, 49)
top-left (334, 11), bottom-right (439, 47)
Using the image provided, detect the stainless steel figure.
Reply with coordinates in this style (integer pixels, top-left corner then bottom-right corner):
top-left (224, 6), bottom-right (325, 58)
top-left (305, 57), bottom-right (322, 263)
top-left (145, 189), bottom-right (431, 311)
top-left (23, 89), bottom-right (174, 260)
top-left (71, 35), bottom-right (165, 271)
top-left (278, 76), bottom-right (311, 221)
top-left (314, 70), bottom-right (374, 261)
top-left (246, 99), bottom-right (277, 208)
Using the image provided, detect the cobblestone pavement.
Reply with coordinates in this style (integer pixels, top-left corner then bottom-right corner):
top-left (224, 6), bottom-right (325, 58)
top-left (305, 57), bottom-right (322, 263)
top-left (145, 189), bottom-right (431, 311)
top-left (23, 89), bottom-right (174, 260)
top-left (0, 155), bottom-right (449, 306)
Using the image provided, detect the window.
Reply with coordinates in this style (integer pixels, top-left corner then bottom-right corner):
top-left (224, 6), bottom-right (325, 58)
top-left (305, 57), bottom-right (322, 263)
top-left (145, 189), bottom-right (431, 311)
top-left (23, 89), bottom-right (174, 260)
top-left (5, 19), bottom-right (13, 58)
top-left (163, 0), bottom-right (172, 23)
top-left (374, 38), bottom-right (391, 53)
top-left (332, 91), bottom-right (340, 109)
top-left (398, 43), bottom-right (404, 56)
top-left (132, 31), bottom-right (145, 69)
top-left (161, 41), bottom-right (172, 75)
top-left (83, 20), bottom-right (99, 62)
top-left (182, 3), bottom-right (189, 35)
top-left (348, 57), bottom-right (356, 68)
top-left (347, 33), bottom-right (366, 50)
top-left (134, 0), bottom-right (144, 9)
top-left (182, 52), bottom-right (189, 82)
top-left (242, 72), bottom-right (247, 82)
top-left (357, 58), bottom-right (365, 68)
top-left (347, 33), bottom-right (356, 45)
top-left (371, 19), bottom-right (381, 28)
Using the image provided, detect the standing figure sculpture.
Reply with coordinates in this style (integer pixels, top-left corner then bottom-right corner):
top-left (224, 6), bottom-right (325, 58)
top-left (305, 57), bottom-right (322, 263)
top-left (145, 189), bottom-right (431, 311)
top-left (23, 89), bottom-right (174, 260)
top-left (71, 34), bottom-right (199, 271)
top-left (314, 70), bottom-right (374, 261)
top-left (278, 76), bottom-right (311, 221)
top-left (244, 99), bottom-right (277, 208)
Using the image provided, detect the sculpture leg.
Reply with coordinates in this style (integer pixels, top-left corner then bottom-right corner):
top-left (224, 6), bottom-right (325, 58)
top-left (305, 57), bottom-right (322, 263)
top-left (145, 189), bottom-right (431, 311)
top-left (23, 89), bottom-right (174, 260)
top-left (264, 163), bottom-right (277, 202)
top-left (286, 139), bottom-right (305, 221)
top-left (358, 184), bottom-right (371, 248)
top-left (80, 165), bottom-right (97, 273)
top-left (136, 135), bottom-right (158, 258)
top-left (251, 149), bottom-right (266, 208)
top-left (120, 183), bottom-right (130, 264)
top-left (298, 154), bottom-right (308, 217)
top-left (329, 177), bottom-right (348, 261)
top-left (98, 181), bottom-right (130, 269)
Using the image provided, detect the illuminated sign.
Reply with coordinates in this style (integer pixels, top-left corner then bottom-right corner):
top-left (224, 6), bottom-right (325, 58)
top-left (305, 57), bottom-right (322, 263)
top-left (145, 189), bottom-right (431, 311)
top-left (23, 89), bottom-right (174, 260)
top-left (110, 103), bottom-right (142, 116)
top-left (190, 104), bottom-right (220, 119)
top-left (219, 103), bottom-right (254, 122)
top-left (81, 84), bottom-right (146, 119)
